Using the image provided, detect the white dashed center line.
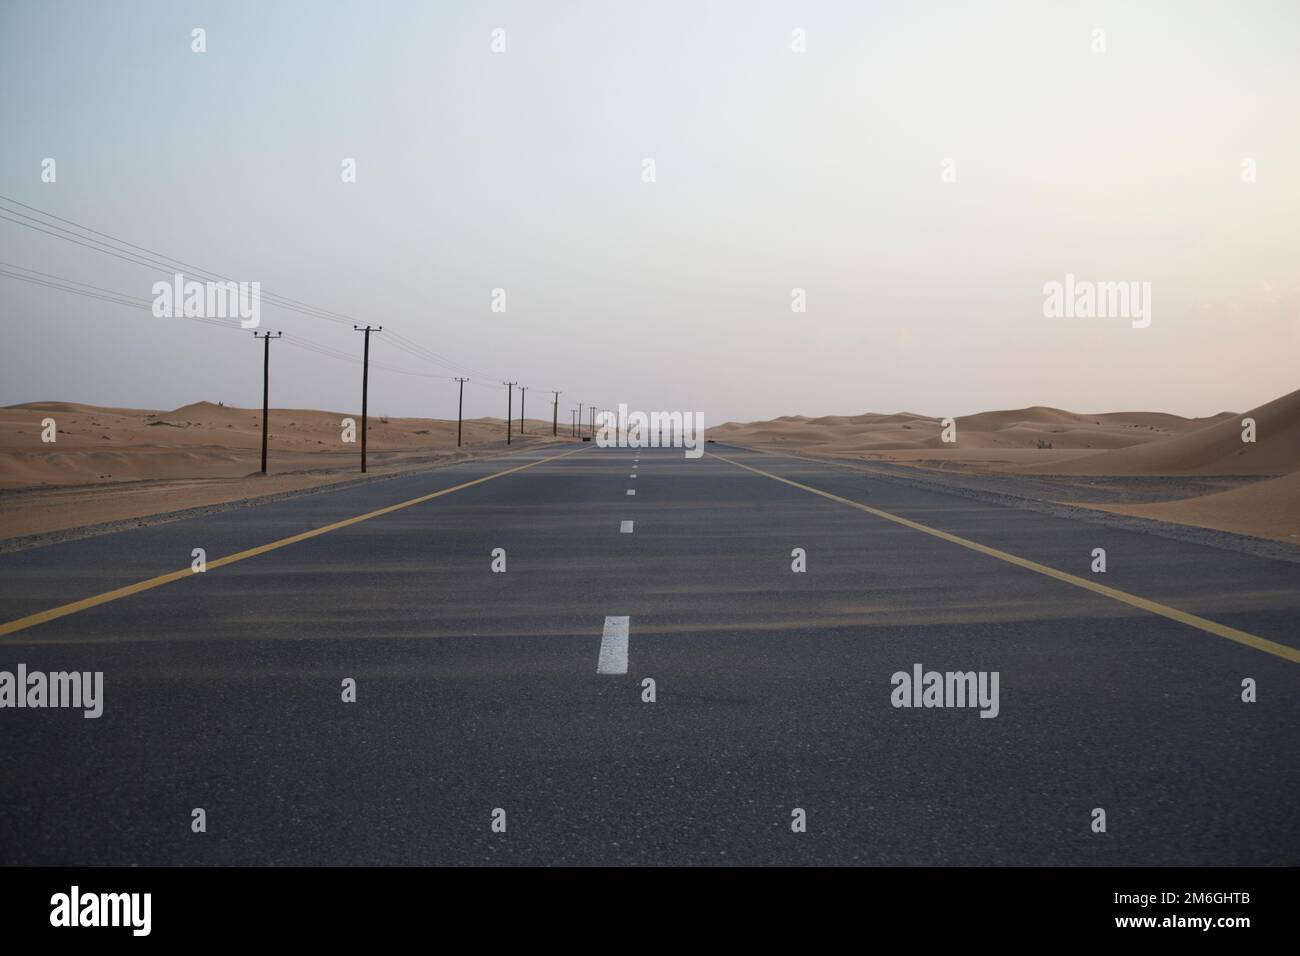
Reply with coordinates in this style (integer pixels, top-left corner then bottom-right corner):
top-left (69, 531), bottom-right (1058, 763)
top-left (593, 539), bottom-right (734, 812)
top-left (626, 489), bottom-right (636, 495)
top-left (597, 615), bottom-right (629, 674)
top-left (620, 520), bottom-right (634, 534)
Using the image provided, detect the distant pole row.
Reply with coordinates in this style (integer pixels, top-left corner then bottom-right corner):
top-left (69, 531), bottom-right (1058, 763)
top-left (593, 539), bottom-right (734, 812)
top-left (253, 335), bottom-right (591, 472)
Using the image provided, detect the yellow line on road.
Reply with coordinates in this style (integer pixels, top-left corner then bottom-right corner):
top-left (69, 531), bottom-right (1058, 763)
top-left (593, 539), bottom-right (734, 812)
top-left (0, 447), bottom-right (586, 639)
top-left (709, 452), bottom-right (1300, 664)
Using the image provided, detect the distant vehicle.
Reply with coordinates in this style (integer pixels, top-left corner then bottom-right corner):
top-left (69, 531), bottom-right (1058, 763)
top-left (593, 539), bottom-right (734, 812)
top-left (582, 436), bottom-right (591, 442)
top-left (706, 439), bottom-right (716, 443)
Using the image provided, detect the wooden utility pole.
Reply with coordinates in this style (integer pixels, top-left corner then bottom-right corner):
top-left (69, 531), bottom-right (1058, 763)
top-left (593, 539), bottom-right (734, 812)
top-left (253, 330), bottom-right (281, 473)
top-left (455, 377), bottom-right (468, 447)
top-left (504, 382), bottom-right (517, 444)
top-left (353, 325), bottom-right (382, 471)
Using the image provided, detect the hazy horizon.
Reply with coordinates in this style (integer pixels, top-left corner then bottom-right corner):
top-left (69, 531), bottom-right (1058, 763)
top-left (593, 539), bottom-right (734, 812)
top-left (3, 0), bottom-right (1296, 423)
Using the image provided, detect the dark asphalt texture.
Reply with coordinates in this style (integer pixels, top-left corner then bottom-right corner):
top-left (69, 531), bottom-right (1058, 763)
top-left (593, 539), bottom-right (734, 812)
top-left (1, 443), bottom-right (1297, 865)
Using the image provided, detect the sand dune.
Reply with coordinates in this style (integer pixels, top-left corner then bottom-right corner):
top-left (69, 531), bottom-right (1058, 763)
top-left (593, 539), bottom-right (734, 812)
top-left (711, 404), bottom-right (1232, 458)
top-left (710, 389), bottom-right (1298, 543)
top-left (1020, 389), bottom-right (1300, 477)
top-left (712, 394), bottom-right (1294, 474)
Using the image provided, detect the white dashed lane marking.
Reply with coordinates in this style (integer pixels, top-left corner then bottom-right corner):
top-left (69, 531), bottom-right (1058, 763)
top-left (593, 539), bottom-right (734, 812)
top-left (620, 520), bottom-right (634, 533)
top-left (597, 615), bottom-right (629, 674)
top-left (626, 489), bottom-right (636, 495)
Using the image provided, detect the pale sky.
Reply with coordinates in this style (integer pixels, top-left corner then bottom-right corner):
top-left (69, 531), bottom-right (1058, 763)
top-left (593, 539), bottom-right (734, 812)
top-left (1, 0), bottom-right (1296, 424)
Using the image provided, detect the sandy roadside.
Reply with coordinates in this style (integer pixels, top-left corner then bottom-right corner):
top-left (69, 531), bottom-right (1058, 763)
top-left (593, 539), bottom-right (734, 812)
top-left (6, 392), bottom-right (1298, 549)
top-left (708, 389), bottom-right (1299, 546)
top-left (0, 400), bottom-right (578, 543)
top-left (0, 439), bottom-right (574, 543)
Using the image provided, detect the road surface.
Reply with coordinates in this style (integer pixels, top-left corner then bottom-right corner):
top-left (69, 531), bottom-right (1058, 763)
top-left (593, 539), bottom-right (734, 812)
top-left (1, 444), bottom-right (1297, 865)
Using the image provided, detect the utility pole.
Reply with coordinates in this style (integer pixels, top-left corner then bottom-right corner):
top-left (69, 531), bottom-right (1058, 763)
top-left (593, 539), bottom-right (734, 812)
top-left (551, 390), bottom-right (561, 436)
top-left (454, 377), bottom-right (468, 447)
top-left (570, 408), bottom-right (577, 437)
top-left (252, 330), bottom-right (281, 474)
top-left (353, 325), bottom-right (382, 472)
top-left (590, 405), bottom-right (596, 438)
top-left (519, 386), bottom-right (527, 436)
top-left (504, 382), bottom-right (516, 444)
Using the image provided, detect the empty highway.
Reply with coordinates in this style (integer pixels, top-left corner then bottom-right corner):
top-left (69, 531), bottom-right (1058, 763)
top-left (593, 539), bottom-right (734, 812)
top-left (1, 444), bottom-right (1297, 865)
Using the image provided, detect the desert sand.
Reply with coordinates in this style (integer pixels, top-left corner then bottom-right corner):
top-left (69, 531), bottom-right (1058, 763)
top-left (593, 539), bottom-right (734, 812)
top-left (1018, 389), bottom-right (1300, 477)
top-left (0, 401), bottom-right (570, 540)
top-left (711, 407), bottom-right (1238, 463)
top-left (5, 390), bottom-right (1298, 546)
top-left (711, 389), bottom-right (1300, 544)
top-left (1076, 470), bottom-right (1300, 543)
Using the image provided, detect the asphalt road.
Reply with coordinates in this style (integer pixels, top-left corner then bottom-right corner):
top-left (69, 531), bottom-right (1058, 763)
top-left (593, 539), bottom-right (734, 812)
top-left (1, 443), bottom-right (1297, 865)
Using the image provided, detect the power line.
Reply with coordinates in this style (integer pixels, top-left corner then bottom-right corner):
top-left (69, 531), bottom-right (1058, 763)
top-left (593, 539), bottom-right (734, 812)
top-left (0, 195), bottom-right (514, 383)
top-left (0, 197), bottom-right (592, 419)
top-left (0, 263), bottom-right (454, 379)
top-left (0, 197), bottom-right (358, 328)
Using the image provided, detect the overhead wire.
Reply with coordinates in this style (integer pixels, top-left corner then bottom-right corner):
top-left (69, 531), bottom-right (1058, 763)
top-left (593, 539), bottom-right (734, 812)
top-left (0, 194), bottom-right (536, 389)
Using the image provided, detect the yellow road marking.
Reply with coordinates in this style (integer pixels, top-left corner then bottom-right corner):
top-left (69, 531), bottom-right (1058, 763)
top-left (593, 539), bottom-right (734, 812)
top-left (709, 452), bottom-right (1300, 664)
top-left (0, 447), bottom-right (586, 639)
